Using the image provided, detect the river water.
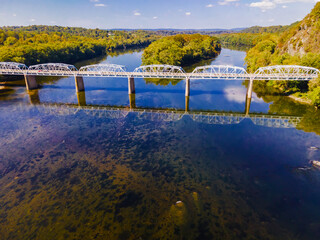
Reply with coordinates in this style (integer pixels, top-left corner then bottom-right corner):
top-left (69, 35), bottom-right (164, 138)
top-left (0, 48), bottom-right (320, 240)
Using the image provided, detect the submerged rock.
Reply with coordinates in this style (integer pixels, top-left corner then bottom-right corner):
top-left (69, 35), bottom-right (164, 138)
top-left (309, 146), bottom-right (319, 150)
top-left (310, 160), bottom-right (320, 168)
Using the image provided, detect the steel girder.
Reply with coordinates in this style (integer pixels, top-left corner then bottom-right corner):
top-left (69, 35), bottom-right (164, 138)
top-left (79, 64), bottom-right (126, 72)
top-left (191, 65), bottom-right (248, 79)
top-left (254, 65), bottom-right (320, 80)
top-left (0, 62), bottom-right (28, 70)
top-left (28, 63), bottom-right (77, 72)
top-left (192, 65), bottom-right (247, 74)
top-left (134, 64), bottom-right (186, 74)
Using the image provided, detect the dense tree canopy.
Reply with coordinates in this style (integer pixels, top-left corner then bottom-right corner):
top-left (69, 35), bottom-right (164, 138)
top-left (0, 26), bottom-right (160, 65)
top-left (142, 34), bottom-right (221, 66)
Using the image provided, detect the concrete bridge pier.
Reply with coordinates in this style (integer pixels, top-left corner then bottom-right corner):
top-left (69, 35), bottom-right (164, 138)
top-left (185, 78), bottom-right (190, 96)
top-left (128, 77), bottom-right (135, 94)
top-left (129, 93), bottom-right (136, 109)
top-left (77, 91), bottom-right (86, 106)
top-left (24, 75), bottom-right (38, 90)
top-left (75, 76), bottom-right (85, 92)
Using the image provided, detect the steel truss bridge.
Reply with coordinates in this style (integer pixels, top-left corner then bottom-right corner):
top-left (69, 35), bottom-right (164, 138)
top-left (21, 103), bottom-right (301, 129)
top-left (0, 62), bottom-right (319, 80)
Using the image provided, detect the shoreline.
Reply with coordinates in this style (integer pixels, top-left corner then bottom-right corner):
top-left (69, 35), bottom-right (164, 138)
top-left (288, 94), bottom-right (313, 105)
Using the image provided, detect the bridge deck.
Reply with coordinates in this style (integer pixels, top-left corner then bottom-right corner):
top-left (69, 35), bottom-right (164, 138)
top-left (0, 69), bottom-right (317, 80)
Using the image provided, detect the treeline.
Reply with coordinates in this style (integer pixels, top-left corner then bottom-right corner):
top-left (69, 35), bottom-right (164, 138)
top-left (240, 23), bottom-right (298, 34)
top-left (218, 33), bottom-right (272, 47)
top-left (142, 34), bottom-right (221, 66)
top-left (0, 26), bottom-right (160, 65)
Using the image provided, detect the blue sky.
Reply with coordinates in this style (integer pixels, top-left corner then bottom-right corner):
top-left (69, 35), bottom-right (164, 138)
top-left (0, 0), bottom-right (319, 29)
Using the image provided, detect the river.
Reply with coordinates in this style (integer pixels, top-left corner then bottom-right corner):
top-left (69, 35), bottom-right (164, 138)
top-left (0, 48), bottom-right (320, 240)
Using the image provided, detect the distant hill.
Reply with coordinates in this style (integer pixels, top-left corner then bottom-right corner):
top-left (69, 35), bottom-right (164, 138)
top-left (111, 28), bottom-right (245, 31)
top-left (240, 23), bottom-right (298, 34)
top-left (110, 28), bottom-right (245, 35)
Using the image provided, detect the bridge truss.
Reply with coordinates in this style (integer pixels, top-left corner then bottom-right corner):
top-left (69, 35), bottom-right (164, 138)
top-left (79, 64), bottom-right (127, 77)
top-left (0, 62), bottom-right (28, 75)
top-left (27, 63), bottom-right (78, 76)
top-left (191, 65), bottom-right (247, 80)
top-left (0, 62), bottom-right (319, 80)
top-left (253, 65), bottom-right (320, 80)
top-left (132, 64), bottom-right (186, 78)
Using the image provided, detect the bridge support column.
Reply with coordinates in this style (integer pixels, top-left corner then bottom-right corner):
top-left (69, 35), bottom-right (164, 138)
top-left (247, 79), bottom-right (253, 99)
top-left (75, 76), bottom-right (85, 92)
top-left (129, 94), bottom-right (136, 109)
top-left (185, 78), bottom-right (190, 96)
top-left (77, 91), bottom-right (86, 106)
top-left (128, 77), bottom-right (135, 94)
top-left (24, 75), bottom-right (38, 90)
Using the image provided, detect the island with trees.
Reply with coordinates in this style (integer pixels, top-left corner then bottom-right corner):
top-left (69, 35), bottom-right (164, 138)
top-left (142, 34), bottom-right (221, 66)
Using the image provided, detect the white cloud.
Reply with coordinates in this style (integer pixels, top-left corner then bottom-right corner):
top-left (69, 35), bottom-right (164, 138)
top-left (90, 0), bottom-right (99, 2)
top-left (185, 12), bottom-right (191, 16)
top-left (153, 16), bottom-right (158, 19)
top-left (250, 0), bottom-right (319, 12)
top-left (29, 19), bottom-right (36, 22)
top-left (223, 86), bottom-right (247, 103)
top-left (249, 1), bottom-right (276, 11)
top-left (224, 86), bottom-right (264, 103)
top-left (12, 13), bottom-right (16, 17)
top-left (94, 3), bottom-right (106, 7)
top-left (134, 12), bottom-right (141, 16)
top-left (218, 0), bottom-right (239, 5)
top-left (206, 4), bottom-right (214, 7)
top-left (268, 18), bottom-right (275, 22)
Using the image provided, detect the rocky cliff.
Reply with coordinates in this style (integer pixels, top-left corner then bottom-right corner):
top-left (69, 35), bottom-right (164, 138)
top-left (279, 3), bottom-right (320, 56)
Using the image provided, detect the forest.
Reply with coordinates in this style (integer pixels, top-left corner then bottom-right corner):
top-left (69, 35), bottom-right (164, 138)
top-left (142, 34), bottom-right (221, 66)
top-left (0, 26), bottom-right (160, 66)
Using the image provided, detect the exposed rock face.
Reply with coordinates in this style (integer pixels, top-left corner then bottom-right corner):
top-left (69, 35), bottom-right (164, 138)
top-left (279, 3), bottom-right (320, 56)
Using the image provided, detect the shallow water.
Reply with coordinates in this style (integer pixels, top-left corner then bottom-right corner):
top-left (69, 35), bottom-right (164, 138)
top-left (0, 48), bottom-right (320, 240)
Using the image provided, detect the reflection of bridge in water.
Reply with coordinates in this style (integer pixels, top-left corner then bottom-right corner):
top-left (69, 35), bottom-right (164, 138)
top-left (26, 90), bottom-right (302, 129)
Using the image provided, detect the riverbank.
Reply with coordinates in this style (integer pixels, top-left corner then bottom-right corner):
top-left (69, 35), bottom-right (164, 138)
top-left (288, 94), bottom-right (312, 105)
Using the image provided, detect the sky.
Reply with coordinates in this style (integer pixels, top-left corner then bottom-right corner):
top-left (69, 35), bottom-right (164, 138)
top-left (0, 0), bottom-right (319, 29)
